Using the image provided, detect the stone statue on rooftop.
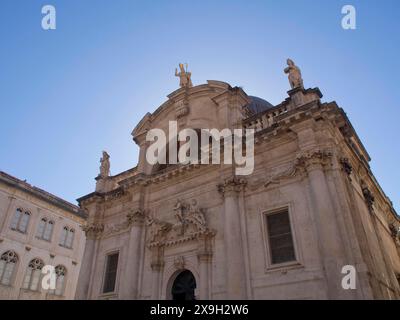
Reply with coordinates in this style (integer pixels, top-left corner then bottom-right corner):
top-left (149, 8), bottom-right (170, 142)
top-left (99, 151), bottom-right (110, 178)
top-left (175, 63), bottom-right (193, 88)
top-left (284, 58), bottom-right (304, 89)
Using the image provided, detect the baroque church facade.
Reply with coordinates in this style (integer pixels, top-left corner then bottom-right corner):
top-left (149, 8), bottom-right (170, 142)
top-left (76, 61), bottom-right (400, 300)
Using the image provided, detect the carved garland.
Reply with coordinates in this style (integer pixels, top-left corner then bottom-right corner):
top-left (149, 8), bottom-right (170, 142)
top-left (82, 209), bottom-right (145, 239)
top-left (250, 149), bottom-right (333, 190)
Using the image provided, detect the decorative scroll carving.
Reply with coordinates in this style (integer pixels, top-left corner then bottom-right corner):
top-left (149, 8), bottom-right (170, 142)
top-left (146, 199), bottom-right (214, 248)
top-left (82, 222), bottom-right (104, 239)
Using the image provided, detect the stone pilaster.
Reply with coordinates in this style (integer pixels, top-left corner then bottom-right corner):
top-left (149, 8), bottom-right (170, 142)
top-left (218, 177), bottom-right (247, 299)
top-left (120, 210), bottom-right (145, 299)
top-left (299, 150), bottom-right (349, 298)
top-left (197, 234), bottom-right (213, 300)
top-left (150, 246), bottom-right (164, 299)
top-left (75, 223), bottom-right (104, 299)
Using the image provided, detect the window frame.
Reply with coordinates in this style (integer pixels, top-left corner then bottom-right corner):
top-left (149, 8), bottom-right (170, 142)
top-left (0, 250), bottom-right (19, 287)
top-left (59, 226), bottom-right (74, 249)
top-left (22, 258), bottom-right (45, 292)
top-left (10, 208), bottom-right (31, 234)
top-left (261, 204), bottom-right (302, 271)
top-left (47, 265), bottom-right (67, 296)
top-left (100, 250), bottom-right (120, 296)
top-left (36, 217), bottom-right (55, 242)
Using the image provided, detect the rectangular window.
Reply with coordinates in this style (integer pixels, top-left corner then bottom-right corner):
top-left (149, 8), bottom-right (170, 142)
top-left (103, 253), bottom-right (119, 293)
top-left (266, 209), bottom-right (296, 265)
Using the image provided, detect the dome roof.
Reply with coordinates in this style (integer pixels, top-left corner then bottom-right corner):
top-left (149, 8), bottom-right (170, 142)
top-left (244, 96), bottom-right (274, 115)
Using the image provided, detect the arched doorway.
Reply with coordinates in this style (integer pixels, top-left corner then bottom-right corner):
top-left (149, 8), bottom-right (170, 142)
top-left (171, 270), bottom-right (196, 301)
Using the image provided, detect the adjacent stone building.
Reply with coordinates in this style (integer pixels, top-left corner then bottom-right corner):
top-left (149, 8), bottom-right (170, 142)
top-left (76, 62), bottom-right (400, 300)
top-left (0, 171), bottom-right (86, 299)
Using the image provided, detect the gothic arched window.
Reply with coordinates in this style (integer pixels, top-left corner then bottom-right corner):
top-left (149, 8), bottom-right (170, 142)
top-left (22, 258), bottom-right (44, 291)
top-left (36, 218), bottom-right (54, 241)
top-left (59, 227), bottom-right (75, 249)
top-left (48, 265), bottom-right (67, 296)
top-left (0, 251), bottom-right (18, 286)
top-left (10, 208), bottom-right (31, 233)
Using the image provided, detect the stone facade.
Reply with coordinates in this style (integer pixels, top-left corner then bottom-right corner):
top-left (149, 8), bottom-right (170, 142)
top-left (76, 75), bottom-right (400, 299)
top-left (0, 171), bottom-right (86, 299)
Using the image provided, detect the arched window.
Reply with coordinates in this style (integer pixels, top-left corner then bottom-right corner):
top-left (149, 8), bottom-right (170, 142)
top-left (10, 208), bottom-right (31, 233)
top-left (36, 218), bottom-right (54, 241)
top-left (48, 265), bottom-right (67, 296)
top-left (22, 258), bottom-right (44, 291)
top-left (59, 227), bottom-right (75, 249)
top-left (0, 251), bottom-right (18, 286)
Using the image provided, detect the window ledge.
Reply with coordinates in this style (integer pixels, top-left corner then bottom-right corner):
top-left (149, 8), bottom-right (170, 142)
top-left (59, 244), bottom-right (73, 250)
top-left (98, 292), bottom-right (118, 300)
top-left (265, 260), bottom-right (303, 273)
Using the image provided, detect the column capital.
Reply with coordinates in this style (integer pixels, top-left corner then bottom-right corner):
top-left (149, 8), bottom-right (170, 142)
top-left (81, 222), bottom-right (104, 240)
top-left (217, 177), bottom-right (247, 197)
top-left (296, 149), bottom-right (333, 172)
top-left (127, 209), bottom-right (146, 227)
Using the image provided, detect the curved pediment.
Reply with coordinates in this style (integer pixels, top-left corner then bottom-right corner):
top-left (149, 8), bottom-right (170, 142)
top-left (131, 80), bottom-right (250, 144)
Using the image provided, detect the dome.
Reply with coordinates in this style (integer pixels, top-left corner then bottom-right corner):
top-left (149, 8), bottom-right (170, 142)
top-left (244, 96), bottom-right (274, 115)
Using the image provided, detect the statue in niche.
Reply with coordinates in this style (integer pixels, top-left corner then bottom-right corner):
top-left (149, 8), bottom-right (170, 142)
top-left (99, 151), bottom-right (110, 178)
top-left (175, 63), bottom-right (193, 88)
top-left (284, 58), bottom-right (304, 89)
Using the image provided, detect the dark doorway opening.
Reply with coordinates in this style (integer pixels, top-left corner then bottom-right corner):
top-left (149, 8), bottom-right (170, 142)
top-left (171, 270), bottom-right (196, 301)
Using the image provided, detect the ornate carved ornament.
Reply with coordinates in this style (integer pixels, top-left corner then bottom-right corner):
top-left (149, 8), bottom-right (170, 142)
top-left (250, 149), bottom-right (332, 190)
top-left (361, 182), bottom-right (375, 214)
top-left (340, 157), bottom-right (353, 176)
top-left (146, 199), bottom-right (215, 248)
top-left (82, 209), bottom-right (145, 240)
top-left (127, 209), bottom-right (146, 225)
top-left (82, 222), bottom-right (104, 239)
top-left (175, 100), bottom-right (189, 119)
top-left (174, 256), bottom-right (185, 270)
top-left (389, 222), bottom-right (400, 245)
top-left (217, 177), bottom-right (247, 196)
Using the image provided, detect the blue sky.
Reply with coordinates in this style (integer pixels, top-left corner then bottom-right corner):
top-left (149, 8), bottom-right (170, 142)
top-left (0, 0), bottom-right (399, 211)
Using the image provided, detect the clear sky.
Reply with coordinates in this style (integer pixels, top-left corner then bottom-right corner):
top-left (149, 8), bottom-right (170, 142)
top-left (1, 0), bottom-right (399, 211)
